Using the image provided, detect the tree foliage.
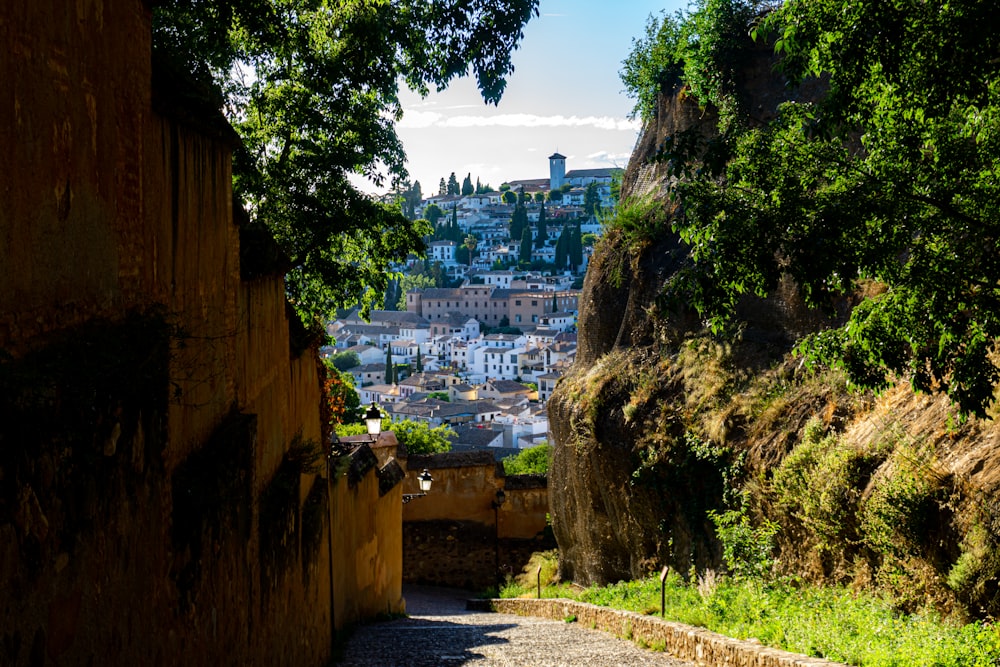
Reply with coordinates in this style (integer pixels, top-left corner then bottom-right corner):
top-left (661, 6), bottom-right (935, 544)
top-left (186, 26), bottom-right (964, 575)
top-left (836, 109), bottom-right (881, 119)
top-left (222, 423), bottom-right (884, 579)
top-left (323, 361), bottom-right (361, 426)
top-left (328, 350), bottom-right (360, 371)
top-left (502, 442), bottom-right (550, 475)
top-left (152, 0), bottom-right (538, 323)
top-left (509, 198), bottom-right (528, 241)
top-left (535, 201), bottom-right (547, 248)
top-left (519, 225), bottom-right (533, 264)
top-left (635, 0), bottom-right (1000, 416)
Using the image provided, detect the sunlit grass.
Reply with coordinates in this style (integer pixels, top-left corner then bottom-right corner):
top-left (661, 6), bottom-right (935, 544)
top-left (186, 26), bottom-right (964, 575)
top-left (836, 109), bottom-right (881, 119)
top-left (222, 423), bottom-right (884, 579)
top-left (501, 570), bottom-right (1000, 667)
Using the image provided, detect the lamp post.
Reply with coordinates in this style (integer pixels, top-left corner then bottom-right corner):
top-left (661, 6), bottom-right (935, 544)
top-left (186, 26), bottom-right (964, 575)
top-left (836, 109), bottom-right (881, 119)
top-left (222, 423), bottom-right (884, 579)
top-left (364, 402), bottom-right (382, 441)
top-left (402, 469), bottom-right (433, 504)
top-left (491, 488), bottom-right (506, 590)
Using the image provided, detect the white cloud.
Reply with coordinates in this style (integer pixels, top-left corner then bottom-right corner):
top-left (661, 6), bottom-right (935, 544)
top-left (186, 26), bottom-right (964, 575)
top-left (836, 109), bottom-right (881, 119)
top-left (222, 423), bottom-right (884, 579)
top-left (398, 110), bottom-right (444, 129)
top-left (586, 150), bottom-right (632, 166)
top-left (400, 110), bottom-right (640, 132)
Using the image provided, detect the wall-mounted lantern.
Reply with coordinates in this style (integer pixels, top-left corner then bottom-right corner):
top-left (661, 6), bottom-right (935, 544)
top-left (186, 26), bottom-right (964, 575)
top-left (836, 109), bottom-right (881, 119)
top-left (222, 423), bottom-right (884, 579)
top-left (403, 469), bottom-right (434, 504)
top-left (364, 402), bottom-right (382, 440)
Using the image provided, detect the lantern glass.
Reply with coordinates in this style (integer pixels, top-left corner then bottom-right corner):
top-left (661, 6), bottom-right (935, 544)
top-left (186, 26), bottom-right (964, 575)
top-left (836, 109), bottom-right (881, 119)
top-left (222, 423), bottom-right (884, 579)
top-left (364, 403), bottom-right (382, 437)
top-left (418, 469), bottom-right (433, 492)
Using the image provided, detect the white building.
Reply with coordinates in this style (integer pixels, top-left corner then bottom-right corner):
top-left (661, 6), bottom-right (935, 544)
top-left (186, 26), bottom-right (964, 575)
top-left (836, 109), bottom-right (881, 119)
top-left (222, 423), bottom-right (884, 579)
top-left (428, 240), bottom-right (458, 265)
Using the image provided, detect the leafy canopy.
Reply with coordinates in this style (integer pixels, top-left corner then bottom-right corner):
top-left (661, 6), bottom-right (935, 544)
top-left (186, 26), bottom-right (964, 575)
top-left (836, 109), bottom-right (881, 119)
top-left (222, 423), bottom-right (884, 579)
top-left (152, 0), bottom-right (538, 323)
top-left (628, 0), bottom-right (1000, 417)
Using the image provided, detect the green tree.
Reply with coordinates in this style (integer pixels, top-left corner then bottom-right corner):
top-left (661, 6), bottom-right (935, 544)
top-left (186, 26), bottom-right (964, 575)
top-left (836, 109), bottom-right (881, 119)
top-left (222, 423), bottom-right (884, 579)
top-left (463, 234), bottom-right (478, 267)
top-left (502, 442), bottom-right (551, 475)
top-left (462, 173), bottom-right (474, 196)
top-left (391, 419), bottom-right (453, 454)
top-left (449, 204), bottom-right (460, 241)
top-left (569, 223), bottom-right (583, 271)
top-left (152, 0), bottom-right (538, 324)
top-left (384, 346), bottom-right (392, 385)
top-left (548, 188), bottom-right (563, 202)
top-left (396, 272), bottom-right (436, 310)
top-left (447, 172), bottom-right (460, 195)
top-left (583, 181), bottom-right (601, 217)
top-left (502, 190), bottom-right (517, 205)
top-left (328, 350), bottom-right (361, 371)
top-left (535, 201), bottom-right (547, 249)
top-left (555, 225), bottom-right (569, 269)
top-left (439, 177), bottom-right (447, 196)
top-left (650, 0), bottom-right (1000, 416)
top-left (519, 225), bottom-right (533, 264)
top-left (336, 418), bottom-right (453, 454)
top-left (424, 203), bottom-right (443, 226)
top-left (620, 9), bottom-right (683, 122)
top-left (533, 191), bottom-right (545, 203)
top-left (415, 347), bottom-right (423, 373)
top-left (509, 198), bottom-right (528, 241)
top-left (581, 232), bottom-right (598, 247)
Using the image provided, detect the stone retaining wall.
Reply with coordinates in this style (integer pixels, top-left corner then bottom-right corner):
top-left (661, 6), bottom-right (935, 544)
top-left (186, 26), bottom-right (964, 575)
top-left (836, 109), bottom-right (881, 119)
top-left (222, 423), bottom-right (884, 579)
top-left (483, 598), bottom-right (847, 667)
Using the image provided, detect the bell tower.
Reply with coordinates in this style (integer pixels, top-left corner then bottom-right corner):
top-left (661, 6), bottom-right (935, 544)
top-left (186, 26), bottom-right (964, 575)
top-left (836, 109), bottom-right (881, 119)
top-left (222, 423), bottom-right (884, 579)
top-left (548, 151), bottom-right (566, 191)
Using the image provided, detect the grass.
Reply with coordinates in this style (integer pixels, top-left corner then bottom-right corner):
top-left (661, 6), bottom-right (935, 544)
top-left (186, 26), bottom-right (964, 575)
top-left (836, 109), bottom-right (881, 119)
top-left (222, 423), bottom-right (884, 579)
top-left (501, 569), bottom-right (1000, 667)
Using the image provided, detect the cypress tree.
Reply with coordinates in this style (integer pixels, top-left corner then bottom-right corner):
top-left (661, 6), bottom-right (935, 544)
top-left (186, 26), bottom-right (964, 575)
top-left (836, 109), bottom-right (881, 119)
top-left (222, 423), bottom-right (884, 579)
top-left (569, 222), bottom-right (583, 270)
top-left (555, 226), bottom-right (568, 269)
top-left (535, 200), bottom-right (547, 249)
top-left (519, 225), bottom-right (533, 264)
top-left (509, 199), bottom-right (527, 241)
top-left (384, 346), bottom-right (392, 384)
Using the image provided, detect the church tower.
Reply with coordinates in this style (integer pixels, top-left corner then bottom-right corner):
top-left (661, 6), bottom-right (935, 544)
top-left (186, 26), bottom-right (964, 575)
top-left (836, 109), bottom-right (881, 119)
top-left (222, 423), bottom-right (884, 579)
top-left (548, 151), bottom-right (566, 191)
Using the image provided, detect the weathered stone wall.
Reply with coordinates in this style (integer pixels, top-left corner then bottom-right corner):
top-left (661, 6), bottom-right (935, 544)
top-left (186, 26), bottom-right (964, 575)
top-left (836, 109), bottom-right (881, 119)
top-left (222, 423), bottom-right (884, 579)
top-left (402, 452), bottom-right (554, 590)
top-left (0, 2), bottom-right (402, 665)
top-left (0, 0), bottom-right (153, 350)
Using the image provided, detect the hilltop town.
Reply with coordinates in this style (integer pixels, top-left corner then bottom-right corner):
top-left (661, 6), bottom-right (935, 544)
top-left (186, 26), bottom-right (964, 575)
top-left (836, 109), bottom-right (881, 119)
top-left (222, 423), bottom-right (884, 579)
top-left (326, 154), bottom-right (619, 457)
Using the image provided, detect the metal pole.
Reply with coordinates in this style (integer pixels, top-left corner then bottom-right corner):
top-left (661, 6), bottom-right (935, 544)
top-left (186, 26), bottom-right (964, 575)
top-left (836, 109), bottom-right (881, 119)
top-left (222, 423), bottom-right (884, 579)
top-left (536, 565), bottom-right (542, 599)
top-left (660, 565), bottom-right (669, 618)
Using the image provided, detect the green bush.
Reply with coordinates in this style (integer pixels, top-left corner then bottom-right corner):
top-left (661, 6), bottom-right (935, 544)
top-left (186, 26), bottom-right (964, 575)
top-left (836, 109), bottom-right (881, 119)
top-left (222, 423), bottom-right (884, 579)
top-left (502, 442), bottom-right (551, 475)
top-left (708, 504), bottom-right (778, 581)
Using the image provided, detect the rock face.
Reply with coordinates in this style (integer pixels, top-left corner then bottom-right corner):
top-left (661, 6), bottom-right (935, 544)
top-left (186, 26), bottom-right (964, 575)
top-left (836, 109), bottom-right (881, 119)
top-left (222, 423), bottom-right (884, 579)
top-left (549, 45), bottom-right (817, 585)
top-left (548, 44), bottom-right (1000, 619)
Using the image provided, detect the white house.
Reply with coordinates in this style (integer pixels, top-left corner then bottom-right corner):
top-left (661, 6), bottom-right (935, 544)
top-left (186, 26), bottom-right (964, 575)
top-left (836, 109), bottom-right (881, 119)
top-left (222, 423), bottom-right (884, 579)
top-left (428, 240), bottom-right (458, 265)
top-left (358, 383), bottom-right (401, 405)
top-left (345, 344), bottom-right (384, 366)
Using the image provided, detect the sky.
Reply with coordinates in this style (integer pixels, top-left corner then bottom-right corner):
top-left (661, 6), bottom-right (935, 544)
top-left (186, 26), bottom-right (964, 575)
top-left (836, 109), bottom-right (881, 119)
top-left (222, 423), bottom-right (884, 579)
top-left (389, 0), bottom-right (688, 196)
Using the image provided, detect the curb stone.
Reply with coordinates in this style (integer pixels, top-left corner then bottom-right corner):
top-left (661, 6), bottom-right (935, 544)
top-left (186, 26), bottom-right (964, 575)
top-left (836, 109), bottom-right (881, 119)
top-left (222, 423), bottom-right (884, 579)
top-left (472, 598), bottom-right (849, 667)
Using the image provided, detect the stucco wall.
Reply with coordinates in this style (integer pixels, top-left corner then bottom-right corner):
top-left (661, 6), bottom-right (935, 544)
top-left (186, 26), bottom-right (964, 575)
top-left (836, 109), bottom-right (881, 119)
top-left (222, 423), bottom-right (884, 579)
top-left (402, 452), bottom-right (554, 590)
top-left (0, 2), bottom-right (401, 665)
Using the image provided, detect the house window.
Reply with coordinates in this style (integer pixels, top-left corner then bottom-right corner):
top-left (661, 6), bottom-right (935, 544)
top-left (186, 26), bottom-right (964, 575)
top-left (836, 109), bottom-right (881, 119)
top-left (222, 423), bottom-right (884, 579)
top-left (515, 300), bottom-right (521, 306)
top-left (515, 315), bottom-right (521, 323)
top-left (532, 300), bottom-right (538, 306)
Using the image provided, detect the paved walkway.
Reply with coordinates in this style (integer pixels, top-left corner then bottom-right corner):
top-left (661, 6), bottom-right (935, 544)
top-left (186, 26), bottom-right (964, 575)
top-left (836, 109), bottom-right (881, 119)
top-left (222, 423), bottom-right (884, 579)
top-left (335, 585), bottom-right (696, 666)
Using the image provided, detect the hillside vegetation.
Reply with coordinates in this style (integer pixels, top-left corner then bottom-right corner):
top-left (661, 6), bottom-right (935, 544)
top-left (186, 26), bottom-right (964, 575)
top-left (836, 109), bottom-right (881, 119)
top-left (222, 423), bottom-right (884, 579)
top-left (549, 0), bottom-right (1000, 620)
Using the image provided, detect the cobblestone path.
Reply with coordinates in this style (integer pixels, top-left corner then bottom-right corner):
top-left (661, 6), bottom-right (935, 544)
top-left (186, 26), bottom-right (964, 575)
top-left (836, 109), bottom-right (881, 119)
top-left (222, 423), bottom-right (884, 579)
top-left (335, 585), bottom-right (696, 667)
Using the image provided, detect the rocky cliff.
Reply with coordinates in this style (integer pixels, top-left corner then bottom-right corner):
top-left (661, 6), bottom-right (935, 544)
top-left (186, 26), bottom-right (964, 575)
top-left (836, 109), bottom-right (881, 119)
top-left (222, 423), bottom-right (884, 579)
top-left (549, 48), bottom-right (1000, 618)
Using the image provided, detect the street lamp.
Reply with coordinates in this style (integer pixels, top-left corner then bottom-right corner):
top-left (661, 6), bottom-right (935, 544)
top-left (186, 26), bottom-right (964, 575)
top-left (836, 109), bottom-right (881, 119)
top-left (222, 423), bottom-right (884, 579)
top-left (403, 469), bottom-right (433, 504)
top-left (364, 402), bottom-right (382, 440)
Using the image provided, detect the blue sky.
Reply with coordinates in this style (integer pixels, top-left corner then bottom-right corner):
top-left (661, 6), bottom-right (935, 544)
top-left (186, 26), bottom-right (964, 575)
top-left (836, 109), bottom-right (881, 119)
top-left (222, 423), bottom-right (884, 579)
top-left (392, 0), bottom-right (688, 195)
